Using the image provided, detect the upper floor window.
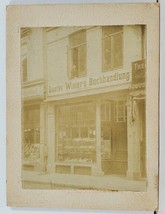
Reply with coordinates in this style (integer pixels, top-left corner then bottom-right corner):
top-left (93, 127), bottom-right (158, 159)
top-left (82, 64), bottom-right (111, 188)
top-left (22, 58), bottom-right (27, 82)
top-left (102, 26), bottom-right (123, 72)
top-left (69, 30), bottom-right (86, 79)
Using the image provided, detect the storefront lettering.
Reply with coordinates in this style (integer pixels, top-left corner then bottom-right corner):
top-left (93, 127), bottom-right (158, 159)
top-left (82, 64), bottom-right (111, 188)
top-left (133, 62), bottom-right (145, 71)
top-left (89, 72), bottom-right (130, 86)
top-left (132, 60), bottom-right (146, 84)
top-left (49, 85), bottom-right (63, 93)
top-left (65, 80), bottom-right (87, 90)
top-left (48, 71), bottom-right (130, 95)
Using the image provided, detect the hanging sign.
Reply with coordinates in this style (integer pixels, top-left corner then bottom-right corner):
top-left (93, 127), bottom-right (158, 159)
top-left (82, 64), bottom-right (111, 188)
top-left (132, 60), bottom-right (146, 84)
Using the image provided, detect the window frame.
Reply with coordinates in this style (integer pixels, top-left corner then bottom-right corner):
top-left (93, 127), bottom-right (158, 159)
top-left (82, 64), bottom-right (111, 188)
top-left (102, 26), bottom-right (124, 72)
top-left (69, 29), bottom-right (87, 79)
top-left (114, 99), bottom-right (127, 123)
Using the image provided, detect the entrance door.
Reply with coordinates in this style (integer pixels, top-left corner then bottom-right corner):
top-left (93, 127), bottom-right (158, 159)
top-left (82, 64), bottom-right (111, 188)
top-left (111, 99), bottom-right (128, 175)
top-left (100, 99), bottom-right (128, 175)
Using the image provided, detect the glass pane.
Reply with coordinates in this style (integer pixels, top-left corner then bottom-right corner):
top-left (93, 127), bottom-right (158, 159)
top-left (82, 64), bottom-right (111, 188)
top-left (66, 128), bottom-right (71, 138)
top-left (118, 100), bottom-right (124, 105)
top-left (112, 33), bottom-right (123, 69)
top-left (106, 103), bottom-right (110, 121)
top-left (103, 26), bottom-right (123, 37)
top-left (118, 109), bottom-right (123, 117)
top-left (101, 121), bottom-right (111, 140)
top-left (118, 117), bottom-right (124, 122)
top-left (70, 30), bottom-right (86, 47)
top-left (80, 127), bottom-right (88, 138)
top-left (72, 128), bottom-right (79, 138)
top-left (103, 36), bottom-right (111, 71)
top-left (101, 104), bottom-right (105, 121)
top-left (35, 130), bottom-right (40, 144)
top-left (71, 48), bottom-right (78, 78)
top-left (78, 45), bottom-right (86, 76)
top-left (34, 109), bottom-right (40, 127)
top-left (29, 129), bottom-right (34, 144)
top-left (57, 103), bottom-right (96, 163)
top-left (87, 104), bottom-right (95, 120)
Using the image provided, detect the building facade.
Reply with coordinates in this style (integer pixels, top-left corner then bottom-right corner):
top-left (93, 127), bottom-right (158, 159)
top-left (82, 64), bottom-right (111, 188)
top-left (21, 25), bottom-right (146, 181)
top-left (21, 28), bottom-right (46, 171)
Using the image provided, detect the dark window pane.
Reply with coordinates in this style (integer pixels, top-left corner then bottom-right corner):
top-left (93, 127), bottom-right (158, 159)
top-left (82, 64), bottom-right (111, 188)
top-left (103, 36), bottom-right (111, 71)
top-left (35, 130), bottom-right (40, 144)
top-left (103, 26), bottom-right (123, 71)
top-left (70, 30), bottom-right (86, 47)
top-left (71, 48), bottom-right (78, 78)
top-left (101, 104), bottom-right (105, 121)
top-left (103, 26), bottom-right (123, 37)
top-left (72, 128), bottom-right (79, 138)
top-left (106, 103), bottom-right (110, 121)
top-left (80, 127), bottom-right (88, 138)
top-left (70, 30), bottom-right (86, 79)
top-left (57, 103), bottom-right (96, 162)
top-left (78, 45), bottom-right (86, 76)
top-left (112, 33), bottom-right (123, 69)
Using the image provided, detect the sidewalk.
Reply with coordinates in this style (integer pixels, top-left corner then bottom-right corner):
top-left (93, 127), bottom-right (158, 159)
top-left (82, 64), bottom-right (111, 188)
top-left (22, 170), bottom-right (147, 191)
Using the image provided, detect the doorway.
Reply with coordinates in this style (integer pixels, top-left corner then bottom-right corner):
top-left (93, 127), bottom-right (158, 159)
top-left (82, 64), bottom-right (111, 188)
top-left (101, 99), bottom-right (128, 175)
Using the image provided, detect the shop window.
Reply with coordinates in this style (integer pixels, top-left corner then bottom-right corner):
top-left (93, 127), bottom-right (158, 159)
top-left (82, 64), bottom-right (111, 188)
top-left (23, 107), bottom-right (40, 163)
top-left (80, 127), bottom-right (88, 138)
top-left (69, 30), bottom-right (86, 79)
top-left (22, 58), bottom-right (27, 82)
top-left (57, 103), bottom-right (96, 163)
top-left (102, 26), bottom-right (123, 72)
top-left (114, 100), bottom-right (127, 122)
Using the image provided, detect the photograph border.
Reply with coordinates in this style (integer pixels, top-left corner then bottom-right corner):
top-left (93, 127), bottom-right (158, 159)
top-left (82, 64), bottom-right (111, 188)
top-left (7, 3), bottom-right (159, 210)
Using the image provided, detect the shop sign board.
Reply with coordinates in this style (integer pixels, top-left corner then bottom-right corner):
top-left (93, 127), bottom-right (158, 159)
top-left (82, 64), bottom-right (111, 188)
top-left (132, 60), bottom-right (146, 84)
top-left (48, 69), bottom-right (131, 97)
top-left (23, 84), bottom-right (44, 99)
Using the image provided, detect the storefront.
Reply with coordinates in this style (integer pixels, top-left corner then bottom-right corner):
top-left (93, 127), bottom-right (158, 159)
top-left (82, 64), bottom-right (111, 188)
top-left (23, 104), bottom-right (40, 168)
top-left (45, 89), bottom-right (129, 176)
top-left (21, 28), bottom-right (46, 171)
top-left (44, 26), bottom-right (146, 179)
top-left (22, 83), bottom-right (45, 171)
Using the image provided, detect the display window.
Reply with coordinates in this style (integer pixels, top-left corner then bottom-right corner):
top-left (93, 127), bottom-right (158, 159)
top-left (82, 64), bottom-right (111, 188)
top-left (23, 106), bottom-right (40, 163)
top-left (56, 103), bottom-right (96, 163)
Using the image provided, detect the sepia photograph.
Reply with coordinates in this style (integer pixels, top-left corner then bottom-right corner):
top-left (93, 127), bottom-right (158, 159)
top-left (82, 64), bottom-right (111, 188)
top-left (21, 25), bottom-right (147, 191)
top-left (7, 4), bottom-right (159, 210)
